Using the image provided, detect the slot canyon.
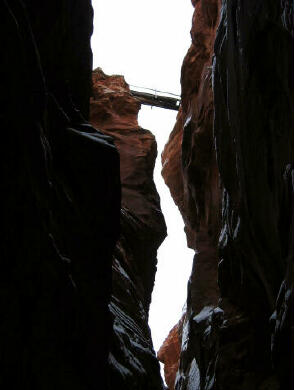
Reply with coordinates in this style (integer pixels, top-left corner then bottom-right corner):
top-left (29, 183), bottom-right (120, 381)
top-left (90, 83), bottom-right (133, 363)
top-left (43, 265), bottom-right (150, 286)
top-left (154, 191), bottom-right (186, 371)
top-left (0, 1), bottom-right (293, 390)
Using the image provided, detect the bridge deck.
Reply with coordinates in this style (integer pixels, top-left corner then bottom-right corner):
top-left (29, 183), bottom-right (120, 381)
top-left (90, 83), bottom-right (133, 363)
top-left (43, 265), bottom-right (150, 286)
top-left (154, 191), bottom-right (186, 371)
top-left (130, 90), bottom-right (180, 111)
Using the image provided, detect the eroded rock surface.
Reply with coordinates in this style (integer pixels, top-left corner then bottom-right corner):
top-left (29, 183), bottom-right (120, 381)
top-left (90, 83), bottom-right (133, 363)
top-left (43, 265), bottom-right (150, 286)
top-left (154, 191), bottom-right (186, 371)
top-left (90, 69), bottom-right (166, 389)
top-left (161, 0), bottom-right (221, 388)
top-left (158, 315), bottom-right (185, 390)
top-left (161, 0), bottom-right (294, 389)
top-left (91, 68), bottom-right (141, 130)
top-left (0, 1), bottom-right (120, 389)
top-left (162, 0), bottom-right (221, 252)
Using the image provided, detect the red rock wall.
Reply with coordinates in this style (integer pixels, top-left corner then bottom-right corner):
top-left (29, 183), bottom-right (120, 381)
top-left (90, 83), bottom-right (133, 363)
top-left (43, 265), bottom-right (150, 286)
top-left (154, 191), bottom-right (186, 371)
top-left (162, 0), bottom-right (221, 251)
top-left (90, 69), bottom-right (166, 389)
top-left (157, 315), bottom-right (185, 390)
top-left (161, 0), bottom-right (294, 389)
top-left (161, 0), bottom-right (221, 387)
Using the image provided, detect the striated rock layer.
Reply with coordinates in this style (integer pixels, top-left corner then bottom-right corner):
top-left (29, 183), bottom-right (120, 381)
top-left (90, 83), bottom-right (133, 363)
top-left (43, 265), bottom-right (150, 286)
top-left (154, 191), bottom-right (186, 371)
top-left (0, 1), bottom-right (121, 389)
top-left (90, 69), bottom-right (166, 389)
top-left (161, 0), bottom-right (293, 389)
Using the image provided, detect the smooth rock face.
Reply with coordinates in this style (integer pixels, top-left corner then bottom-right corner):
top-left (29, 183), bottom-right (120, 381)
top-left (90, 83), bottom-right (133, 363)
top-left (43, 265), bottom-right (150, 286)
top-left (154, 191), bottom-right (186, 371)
top-left (161, 0), bottom-right (293, 389)
top-left (0, 1), bottom-right (120, 389)
top-left (213, 1), bottom-right (294, 388)
top-left (90, 69), bottom-right (166, 389)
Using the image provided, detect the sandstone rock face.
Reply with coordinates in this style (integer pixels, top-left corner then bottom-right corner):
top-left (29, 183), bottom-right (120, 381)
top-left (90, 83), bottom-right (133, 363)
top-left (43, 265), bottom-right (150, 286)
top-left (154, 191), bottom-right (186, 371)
top-left (90, 69), bottom-right (166, 389)
top-left (162, 0), bottom-right (221, 252)
top-left (161, 0), bottom-right (293, 389)
top-left (91, 68), bottom-right (141, 131)
top-left (0, 2), bottom-right (120, 389)
top-left (161, 0), bottom-right (222, 388)
top-left (158, 315), bottom-right (185, 390)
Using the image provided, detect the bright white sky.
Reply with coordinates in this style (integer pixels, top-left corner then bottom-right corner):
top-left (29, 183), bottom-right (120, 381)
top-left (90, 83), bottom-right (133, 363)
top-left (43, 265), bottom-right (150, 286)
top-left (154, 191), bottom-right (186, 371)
top-left (91, 0), bottom-right (194, 358)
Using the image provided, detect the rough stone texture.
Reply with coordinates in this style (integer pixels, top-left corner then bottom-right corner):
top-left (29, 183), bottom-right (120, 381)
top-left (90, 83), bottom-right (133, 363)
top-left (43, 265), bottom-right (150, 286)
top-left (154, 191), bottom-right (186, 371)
top-left (158, 315), bottom-right (185, 390)
top-left (90, 69), bottom-right (166, 389)
top-left (161, 0), bottom-right (293, 389)
top-left (91, 68), bottom-right (141, 131)
top-left (0, 1), bottom-right (121, 389)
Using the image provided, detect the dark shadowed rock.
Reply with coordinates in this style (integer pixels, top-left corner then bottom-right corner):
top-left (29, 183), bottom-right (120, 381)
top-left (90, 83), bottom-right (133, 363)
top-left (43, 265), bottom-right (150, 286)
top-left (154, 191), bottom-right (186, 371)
top-left (213, 1), bottom-right (294, 387)
top-left (0, 1), bottom-right (120, 389)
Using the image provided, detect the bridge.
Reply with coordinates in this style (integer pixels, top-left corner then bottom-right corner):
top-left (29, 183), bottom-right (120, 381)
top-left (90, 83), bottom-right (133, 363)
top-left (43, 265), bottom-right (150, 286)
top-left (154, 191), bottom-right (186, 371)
top-left (129, 85), bottom-right (181, 111)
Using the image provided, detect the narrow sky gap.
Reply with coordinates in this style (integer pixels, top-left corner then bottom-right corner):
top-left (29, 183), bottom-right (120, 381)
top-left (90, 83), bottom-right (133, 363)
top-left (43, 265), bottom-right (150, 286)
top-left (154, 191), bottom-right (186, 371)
top-left (91, 0), bottom-right (194, 360)
top-left (138, 107), bottom-right (194, 353)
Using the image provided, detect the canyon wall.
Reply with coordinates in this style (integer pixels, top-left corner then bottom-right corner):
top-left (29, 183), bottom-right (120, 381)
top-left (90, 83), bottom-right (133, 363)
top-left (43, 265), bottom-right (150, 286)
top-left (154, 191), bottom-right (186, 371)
top-left (161, 0), bottom-right (222, 387)
top-left (1, 2), bottom-right (165, 389)
top-left (90, 68), bottom-right (166, 389)
top-left (158, 314), bottom-right (185, 390)
top-left (2, 1), bottom-right (292, 389)
top-left (0, 1), bottom-right (121, 389)
top-left (161, 0), bottom-right (293, 389)
top-left (213, 0), bottom-right (294, 388)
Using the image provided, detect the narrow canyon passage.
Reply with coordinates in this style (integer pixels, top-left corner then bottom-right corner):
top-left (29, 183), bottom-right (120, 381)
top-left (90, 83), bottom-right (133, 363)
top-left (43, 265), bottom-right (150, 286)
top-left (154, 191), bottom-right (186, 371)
top-left (1, 1), bottom-right (292, 390)
top-left (91, 0), bottom-right (195, 384)
top-left (91, 1), bottom-right (294, 388)
top-left (138, 106), bottom-right (194, 370)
